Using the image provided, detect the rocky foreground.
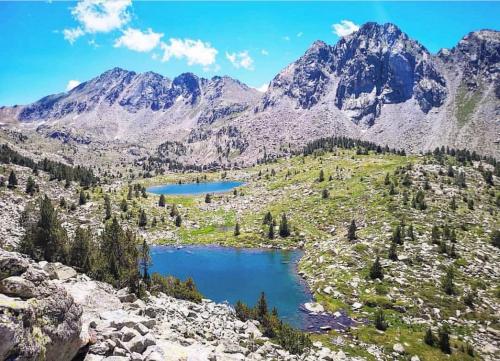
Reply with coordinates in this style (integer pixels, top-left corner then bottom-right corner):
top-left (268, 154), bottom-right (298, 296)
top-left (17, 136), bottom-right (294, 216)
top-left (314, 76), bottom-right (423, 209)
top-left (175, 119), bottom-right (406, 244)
top-left (0, 249), bottom-right (360, 361)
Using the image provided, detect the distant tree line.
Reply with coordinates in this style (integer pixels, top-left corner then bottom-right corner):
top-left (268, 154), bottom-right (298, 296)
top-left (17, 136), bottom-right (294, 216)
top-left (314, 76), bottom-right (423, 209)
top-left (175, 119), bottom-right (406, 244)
top-left (300, 136), bottom-right (406, 157)
top-left (0, 144), bottom-right (97, 187)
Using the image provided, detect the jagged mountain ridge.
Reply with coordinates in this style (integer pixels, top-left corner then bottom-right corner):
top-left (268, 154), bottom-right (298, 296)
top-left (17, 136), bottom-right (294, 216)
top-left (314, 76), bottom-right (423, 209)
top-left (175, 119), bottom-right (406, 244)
top-left (0, 22), bottom-right (498, 163)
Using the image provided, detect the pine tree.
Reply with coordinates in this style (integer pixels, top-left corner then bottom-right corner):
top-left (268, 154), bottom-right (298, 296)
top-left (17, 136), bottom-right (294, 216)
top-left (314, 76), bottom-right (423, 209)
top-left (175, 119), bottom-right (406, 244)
top-left (455, 171), bottom-right (466, 188)
top-left (79, 190), bottom-right (87, 205)
top-left (279, 213), bottom-right (290, 237)
top-left (492, 230), bottom-right (500, 248)
top-left (104, 195), bottom-right (112, 220)
top-left (205, 193), bottom-right (212, 203)
top-left (170, 204), bottom-right (179, 217)
top-left (175, 214), bottom-right (182, 227)
top-left (347, 220), bottom-right (357, 241)
top-left (407, 224), bottom-right (415, 241)
top-left (441, 266), bottom-right (455, 295)
top-left (158, 194), bottom-right (166, 207)
top-left (384, 173), bottom-right (390, 185)
top-left (467, 198), bottom-right (474, 210)
top-left (120, 198), bottom-right (128, 212)
top-left (263, 211), bottom-right (273, 225)
top-left (138, 209), bottom-right (148, 228)
top-left (25, 176), bottom-right (36, 196)
top-left (322, 188), bottom-right (329, 199)
top-left (318, 169), bottom-right (325, 182)
top-left (7, 170), bottom-right (17, 188)
top-left (369, 256), bottom-right (383, 280)
top-left (127, 187), bottom-right (133, 200)
top-left (256, 292), bottom-right (268, 321)
top-left (392, 225), bottom-right (402, 245)
top-left (450, 196), bottom-right (457, 210)
top-left (139, 238), bottom-right (151, 284)
top-left (268, 222), bottom-right (275, 239)
top-left (424, 327), bottom-right (435, 346)
top-left (431, 225), bottom-right (441, 244)
top-left (438, 326), bottom-right (451, 354)
top-left (234, 222), bottom-right (241, 236)
top-left (20, 195), bottom-right (69, 262)
top-left (388, 242), bottom-right (398, 261)
top-left (69, 227), bottom-right (94, 274)
top-left (374, 308), bottom-right (388, 331)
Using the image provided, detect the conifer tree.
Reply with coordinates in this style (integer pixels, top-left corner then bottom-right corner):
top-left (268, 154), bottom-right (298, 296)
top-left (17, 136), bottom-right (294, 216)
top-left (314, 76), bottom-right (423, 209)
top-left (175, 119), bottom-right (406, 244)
top-left (120, 198), bottom-right (128, 212)
top-left (441, 266), bottom-right (455, 295)
top-left (170, 203), bottom-right (179, 217)
top-left (25, 176), bottom-right (36, 196)
top-left (175, 214), bottom-right (182, 227)
top-left (431, 225), bottom-right (441, 244)
top-left (424, 327), bottom-right (435, 346)
top-left (7, 170), bottom-right (17, 188)
top-left (127, 187), bottom-right (133, 200)
top-left (407, 224), bottom-right (415, 241)
top-left (158, 194), bottom-right (166, 207)
top-left (455, 171), bottom-right (466, 188)
top-left (256, 292), bottom-right (268, 321)
top-left (369, 256), bottom-right (383, 280)
top-left (139, 238), bottom-right (151, 284)
top-left (79, 190), bottom-right (87, 205)
top-left (70, 227), bottom-right (94, 274)
top-left (374, 308), bottom-right (388, 331)
top-left (392, 225), bottom-right (402, 245)
top-left (347, 220), bottom-right (357, 241)
top-left (138, 209), bottom-right (147, 228)
top-left (322, 188), bottom-right (329, 199)
top-left (388, 242), bottom-right (398, 261)
top-left (279, 213), bottom-right (290, 237)
top-left (384, 173), bottom-right (390, 185)
top-left (450, 196), bottom-right (457, 211)
top-left (438, 326), bottom-right (452, 354)
top-left (263, 211), bottom-right (273, 225)
top-left (205, 193), bottom-right (212, 203)
top-left (318, 169), bottom-right (325, 182)
top-left (234, 222), bottom-right (241, 236)
top-left (492, 230), bottom-right (500, 248)
top-left (268, 222), bottom-right (275, 239)
top-left (104, 194), bottom-right (112, 220)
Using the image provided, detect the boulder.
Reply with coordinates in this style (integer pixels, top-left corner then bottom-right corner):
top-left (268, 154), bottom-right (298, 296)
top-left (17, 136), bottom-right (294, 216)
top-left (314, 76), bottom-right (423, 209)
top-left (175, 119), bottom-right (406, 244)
top-left (44, 262), bottom-right (77, 280)
top-left (0, 250), bottom-right (29, 280)
top-left (0, 276), bottom-right (36, 298)
top-left (304, 302), bottom-right (324, 313)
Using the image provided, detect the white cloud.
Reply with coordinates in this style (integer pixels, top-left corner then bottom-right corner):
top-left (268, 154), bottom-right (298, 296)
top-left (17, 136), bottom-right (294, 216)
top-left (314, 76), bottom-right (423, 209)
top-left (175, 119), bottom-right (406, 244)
top-left (63, 0), bottom-right (132, 43)
top-left (63, 27), bottom-right (84, 44)
top-left (255, 83), bottom-right (269, 93)
top-left (261, 49), bottom-right (269, 56)
top-left (297, 32), bottom-right (303, 38)
top-left (332, 20), bottom-right (360, 37)
top-left (283, 36), bottom-right (290, 41)
top-left (114, 28), bottom-right (163, 52)
top-left (160, 38), bottom-right (218, 66)
top-left (66, 80), bottom-right (81, 91)
top-left (225, 50), bottom-right (254, 70)
top-left (73, 0), bottom-right (131, 33)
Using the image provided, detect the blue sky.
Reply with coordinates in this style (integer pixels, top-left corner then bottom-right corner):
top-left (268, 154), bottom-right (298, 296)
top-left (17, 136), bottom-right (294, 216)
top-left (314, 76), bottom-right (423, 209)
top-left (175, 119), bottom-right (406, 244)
top-left (0, 1), bottom-right (498, 106)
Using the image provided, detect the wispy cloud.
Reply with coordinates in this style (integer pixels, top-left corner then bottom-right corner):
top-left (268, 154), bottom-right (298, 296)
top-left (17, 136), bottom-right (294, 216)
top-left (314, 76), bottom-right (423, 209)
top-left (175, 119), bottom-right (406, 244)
top-left (225, 51), bottom-right (254, 70)
top-left (114, 28), bottom-right (163, 52)
top-left (63, 27), bottom-right (85, 44)
top-left (161, 38), bottom-right (218, 66)
top-left (332, 20), bottom-right (360, 37)
top-left (296, 32), bottom-right (303, 38)
top-left (261, 49), bottom-right (269, 56)
top-left (66, 80), bottom-right (81, 91)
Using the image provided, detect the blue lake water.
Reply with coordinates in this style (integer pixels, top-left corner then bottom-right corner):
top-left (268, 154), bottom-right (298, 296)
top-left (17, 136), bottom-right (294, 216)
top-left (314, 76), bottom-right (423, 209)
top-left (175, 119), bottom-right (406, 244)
top-left (149, 245), bottom-right (311, 328)
top-left (147, 181), bottom-right (244, 196)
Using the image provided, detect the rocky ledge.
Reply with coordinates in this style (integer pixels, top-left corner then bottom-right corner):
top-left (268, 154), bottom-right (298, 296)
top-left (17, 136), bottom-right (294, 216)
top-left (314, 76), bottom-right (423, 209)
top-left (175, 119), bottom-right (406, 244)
top-left (0, 249), bottom-right (361, 361)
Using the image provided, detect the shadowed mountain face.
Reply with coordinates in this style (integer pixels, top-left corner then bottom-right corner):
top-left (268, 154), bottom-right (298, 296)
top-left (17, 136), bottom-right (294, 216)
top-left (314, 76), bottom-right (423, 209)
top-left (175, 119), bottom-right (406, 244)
top-left (1, 23), bottom-right (498, 162)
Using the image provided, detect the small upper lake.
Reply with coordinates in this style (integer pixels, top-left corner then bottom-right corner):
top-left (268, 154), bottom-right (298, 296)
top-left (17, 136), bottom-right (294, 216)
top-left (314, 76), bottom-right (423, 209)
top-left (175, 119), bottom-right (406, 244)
top-left (150, 246), bottom-right (311, 328)
top-left (147, 181), bottom-right (244, 196)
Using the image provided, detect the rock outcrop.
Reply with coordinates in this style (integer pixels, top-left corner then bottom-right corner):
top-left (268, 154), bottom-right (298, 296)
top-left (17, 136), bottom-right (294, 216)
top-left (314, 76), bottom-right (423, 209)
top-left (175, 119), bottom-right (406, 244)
top-left (0, 249), bottom-right (363, 361)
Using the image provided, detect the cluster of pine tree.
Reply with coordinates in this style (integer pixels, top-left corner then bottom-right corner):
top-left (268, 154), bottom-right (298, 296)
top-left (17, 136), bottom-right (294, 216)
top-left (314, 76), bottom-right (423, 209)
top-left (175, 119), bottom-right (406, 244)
top-left (18, 194), bottom-right (202, 302)
top-left (234, 292), bottom-right (311, 355)
top-left (0, 144), bottom-right (97, 187)
top-left (301, 136), bottom-right (405, 157)
top-left (262, 212), bottom-right (291, 239)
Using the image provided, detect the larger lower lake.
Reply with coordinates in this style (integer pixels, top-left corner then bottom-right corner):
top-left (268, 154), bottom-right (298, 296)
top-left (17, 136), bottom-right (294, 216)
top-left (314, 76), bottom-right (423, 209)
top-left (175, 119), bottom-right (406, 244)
top-left (150, 246), bottom-right (311, 328)
top-left (147, 181), bottom-right (244, 196)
